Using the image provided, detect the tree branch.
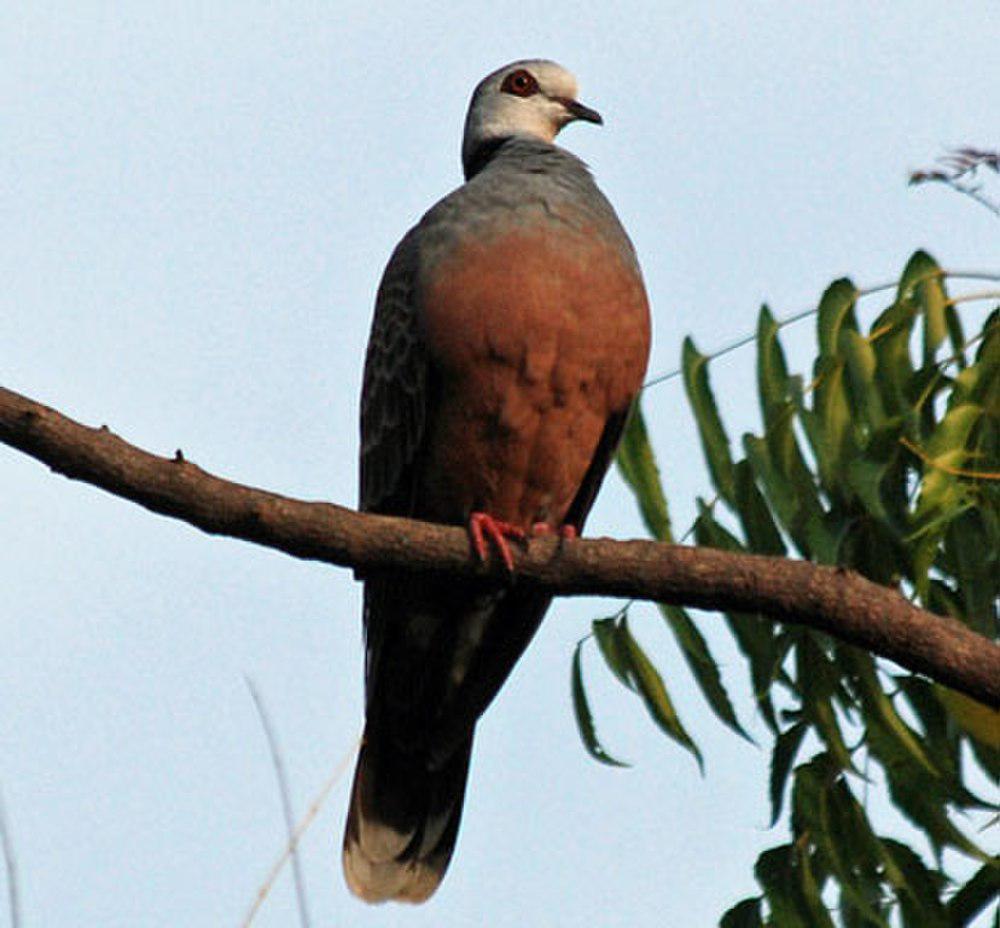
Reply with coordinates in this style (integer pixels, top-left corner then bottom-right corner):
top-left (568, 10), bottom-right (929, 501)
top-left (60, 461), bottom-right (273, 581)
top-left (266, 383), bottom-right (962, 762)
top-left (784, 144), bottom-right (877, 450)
top-left (2, 384), bottom-right (998, 708)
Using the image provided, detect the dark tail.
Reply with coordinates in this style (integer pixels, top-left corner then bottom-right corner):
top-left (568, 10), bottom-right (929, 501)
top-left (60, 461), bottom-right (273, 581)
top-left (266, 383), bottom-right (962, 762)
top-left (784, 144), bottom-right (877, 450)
top-left (342, 727), bottom-right (473, 903)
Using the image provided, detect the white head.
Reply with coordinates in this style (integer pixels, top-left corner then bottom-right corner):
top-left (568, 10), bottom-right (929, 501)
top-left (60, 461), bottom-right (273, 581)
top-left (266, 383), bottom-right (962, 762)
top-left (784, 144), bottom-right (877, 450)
top-left (461, 59), bottom-right (602, 177)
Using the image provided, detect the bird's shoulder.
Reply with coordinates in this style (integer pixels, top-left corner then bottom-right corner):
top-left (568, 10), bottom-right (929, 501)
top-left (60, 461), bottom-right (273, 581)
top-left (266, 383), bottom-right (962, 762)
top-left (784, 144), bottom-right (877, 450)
top-left (400, 139), bottom-right (631, 265)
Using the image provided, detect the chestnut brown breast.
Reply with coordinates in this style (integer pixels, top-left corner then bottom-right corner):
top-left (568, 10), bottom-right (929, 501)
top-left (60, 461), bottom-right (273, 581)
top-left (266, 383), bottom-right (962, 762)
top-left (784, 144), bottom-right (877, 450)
top-left (416, 219), bottom-right (650, 527)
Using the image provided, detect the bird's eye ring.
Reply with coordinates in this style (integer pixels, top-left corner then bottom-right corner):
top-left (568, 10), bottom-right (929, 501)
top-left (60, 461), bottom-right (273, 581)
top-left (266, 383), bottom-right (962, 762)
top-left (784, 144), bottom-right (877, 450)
top-left (500, 69), bottom-right (540, 98)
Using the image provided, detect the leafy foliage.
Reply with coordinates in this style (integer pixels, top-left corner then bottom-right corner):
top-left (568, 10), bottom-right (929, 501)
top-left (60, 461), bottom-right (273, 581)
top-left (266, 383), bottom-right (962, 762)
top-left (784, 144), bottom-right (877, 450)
top-left (572, 252), bottom-right (1000, 925)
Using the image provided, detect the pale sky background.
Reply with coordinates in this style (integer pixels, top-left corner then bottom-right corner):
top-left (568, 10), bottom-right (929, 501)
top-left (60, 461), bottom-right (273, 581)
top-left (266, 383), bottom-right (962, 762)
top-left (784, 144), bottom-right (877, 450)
top-left (2, 3), bottom-right (998, 926)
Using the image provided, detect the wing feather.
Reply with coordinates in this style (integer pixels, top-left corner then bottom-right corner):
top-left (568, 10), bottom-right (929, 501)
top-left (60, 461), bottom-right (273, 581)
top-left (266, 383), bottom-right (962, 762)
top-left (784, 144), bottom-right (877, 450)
top-left (359, 229), bottom-right (429, 517)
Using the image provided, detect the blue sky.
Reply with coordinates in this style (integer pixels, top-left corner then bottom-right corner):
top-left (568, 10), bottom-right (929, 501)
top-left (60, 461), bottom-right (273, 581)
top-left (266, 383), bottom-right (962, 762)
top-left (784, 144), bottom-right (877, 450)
top-left (2, 3), bottom-right (997, 926)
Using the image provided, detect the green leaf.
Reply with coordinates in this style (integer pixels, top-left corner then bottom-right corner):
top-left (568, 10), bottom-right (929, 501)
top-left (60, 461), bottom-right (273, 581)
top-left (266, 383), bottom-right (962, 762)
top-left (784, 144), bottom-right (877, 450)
top-left (841, 328), bottom-right (886, 432)
top-left (571, 639), bottom-right (629, 767)
top-left (765, 403), bottom-right (825, 533)
top-left (825, 777), bottom-right (894, 927)
top-left (918, 279), bottom-right (948, 367)
top-left (754, 846), bottom-right (812, 928)
top-left (620, 617), bottom-right (704, 770)
top-left (719, 898), bottom-right (763, 928)
top-left (879, 839), bottom-right (948, 927)
top-left (734, 458), bottom-right (787, 556)
top-left (755, 844), bottom-right (835, 928)
top-left (757, 304), bottom-right (794, 430)
top-left (895, 676), bottom-right (965, 790)
top-left (753, 340), bottom-right (837, 558)
top-left (945, 861), bottom-right (1000, 926)
top-left (897, 250), bottom-right (943, 302)
top-left (841, 648), bottom-right (939, 777)
top-left (816, 277), bottom-right (858, 358)
top-left (593, 616), bottom-right (632, 688)
top-left (792, 757), bottom-right (889, 926)
top-left (658, 601), bottom-right (750, 741)
top-left (935, 686), bottom-right (1000, 751)
top-left (952, 310), bottom-right (999, 407)
top-left (615, 399), bottom-right (673, 541)
top-left (944, 301), bottom-right (967, 370)
top-left (944, 510), bottom-right (999, 636)
top-left (692, 499), bottom-right (784, 731)
top-left (798, 637), bottom-right (856, 771)
top-left (806, 355), bottom-right (854, 493)
top-left (843, 421), bottom-right (905, 527)
top-left (869, 298), bottom-right (917, 418)
top-left (910, 402), bottom-right (984, 598)
top-left (973, 307), bottom-right (1000, 364)
top-left (769, 721), bottom-right (807, 825)
top-left (683, 336), bottom-right (737, 504)
top-left (817, 277), bottom-right (860, 358)
top-left (914, 403), bottom-right (983, 512)
top-left (743, 432), bottom-right (831, 560)
top-left (744, 435), bottom-right (795, 539)
top-left (897, 250), bottom-right (949, 370)
top-left (967, 732), bottom-right (1000, 785)
top-left (866, 712), bottom-right (987, 859)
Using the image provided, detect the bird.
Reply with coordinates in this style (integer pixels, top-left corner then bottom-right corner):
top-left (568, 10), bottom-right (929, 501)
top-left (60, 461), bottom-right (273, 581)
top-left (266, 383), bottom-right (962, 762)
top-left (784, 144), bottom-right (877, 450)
top-left (344, 59), bottom-right (651, 903)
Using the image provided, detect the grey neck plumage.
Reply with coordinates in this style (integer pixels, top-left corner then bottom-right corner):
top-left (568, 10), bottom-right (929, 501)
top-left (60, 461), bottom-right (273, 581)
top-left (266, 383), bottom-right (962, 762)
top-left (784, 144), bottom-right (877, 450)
top-left (452, 135), bottom-right (635, 268)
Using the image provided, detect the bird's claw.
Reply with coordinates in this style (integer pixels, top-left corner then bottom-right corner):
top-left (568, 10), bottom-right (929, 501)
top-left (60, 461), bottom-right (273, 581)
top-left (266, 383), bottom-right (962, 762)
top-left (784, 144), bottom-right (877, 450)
top-left (468, 512), bottom-right (526, 571)
top-left (530, 522), bottom-right (578, 540)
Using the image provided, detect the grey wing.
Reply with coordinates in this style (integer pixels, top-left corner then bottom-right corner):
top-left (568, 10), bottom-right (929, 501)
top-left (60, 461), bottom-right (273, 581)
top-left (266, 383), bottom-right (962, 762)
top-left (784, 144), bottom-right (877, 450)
top-left (563, 404), bottom-right (634, 531)
top-left (347, 230), bottom-right (475, 902)
top-left (359, 230), bottom-right (429, 516)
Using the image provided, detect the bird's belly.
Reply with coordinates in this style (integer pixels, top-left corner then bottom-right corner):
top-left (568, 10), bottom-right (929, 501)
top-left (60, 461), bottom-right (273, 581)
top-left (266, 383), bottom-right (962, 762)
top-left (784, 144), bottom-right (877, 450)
top-left (416, 222), bottom-right (650, 526)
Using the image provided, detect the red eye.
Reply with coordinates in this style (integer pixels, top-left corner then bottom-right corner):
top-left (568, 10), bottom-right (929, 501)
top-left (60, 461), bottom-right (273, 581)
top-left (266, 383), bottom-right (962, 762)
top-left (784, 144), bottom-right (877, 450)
top-left (500, 69), bottom-right (540, 97)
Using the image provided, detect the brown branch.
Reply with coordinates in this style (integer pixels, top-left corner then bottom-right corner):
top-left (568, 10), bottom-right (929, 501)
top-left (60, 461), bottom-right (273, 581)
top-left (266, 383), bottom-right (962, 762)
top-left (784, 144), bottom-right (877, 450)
top-left (2, 384), bottom-right (998, 708)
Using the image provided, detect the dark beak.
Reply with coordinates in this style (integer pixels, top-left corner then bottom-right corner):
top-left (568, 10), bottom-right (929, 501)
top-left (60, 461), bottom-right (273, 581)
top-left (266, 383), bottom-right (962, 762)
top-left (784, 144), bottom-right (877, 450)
top-left (559, 98), bottom-right (603, 126)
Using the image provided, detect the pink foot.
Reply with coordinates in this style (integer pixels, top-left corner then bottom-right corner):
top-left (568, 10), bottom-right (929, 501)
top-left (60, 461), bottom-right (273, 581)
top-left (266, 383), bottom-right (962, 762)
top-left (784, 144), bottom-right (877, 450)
top-left (468, 512), bottom-right (526, 571)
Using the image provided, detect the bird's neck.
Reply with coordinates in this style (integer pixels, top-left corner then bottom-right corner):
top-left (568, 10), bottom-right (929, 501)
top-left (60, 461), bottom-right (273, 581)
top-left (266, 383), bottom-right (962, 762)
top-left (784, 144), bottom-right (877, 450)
top-left (462, 134), bottom-right (576, 181)
top-left (462, 135), bottom-right (514, 180)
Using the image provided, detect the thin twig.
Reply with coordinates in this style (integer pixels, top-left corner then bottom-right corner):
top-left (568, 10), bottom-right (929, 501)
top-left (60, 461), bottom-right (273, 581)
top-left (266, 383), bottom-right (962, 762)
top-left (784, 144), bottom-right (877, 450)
top-left (949, 289), bottom-right (1000, 305)
top-left (925, 181), bottom-right (1000, 218)
top-left (242, 736), bottom-right (360, 928)
top-left (898, 437), bottom-right (998, 481)
top-left (910, 147), bottom-right (1000, 218)
top-left (0, 785), bottom-right (21, 928)
top-left (245, 677), bottom-right (311, 928)
top-left (642, 271), bottom-right (1000, 390)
